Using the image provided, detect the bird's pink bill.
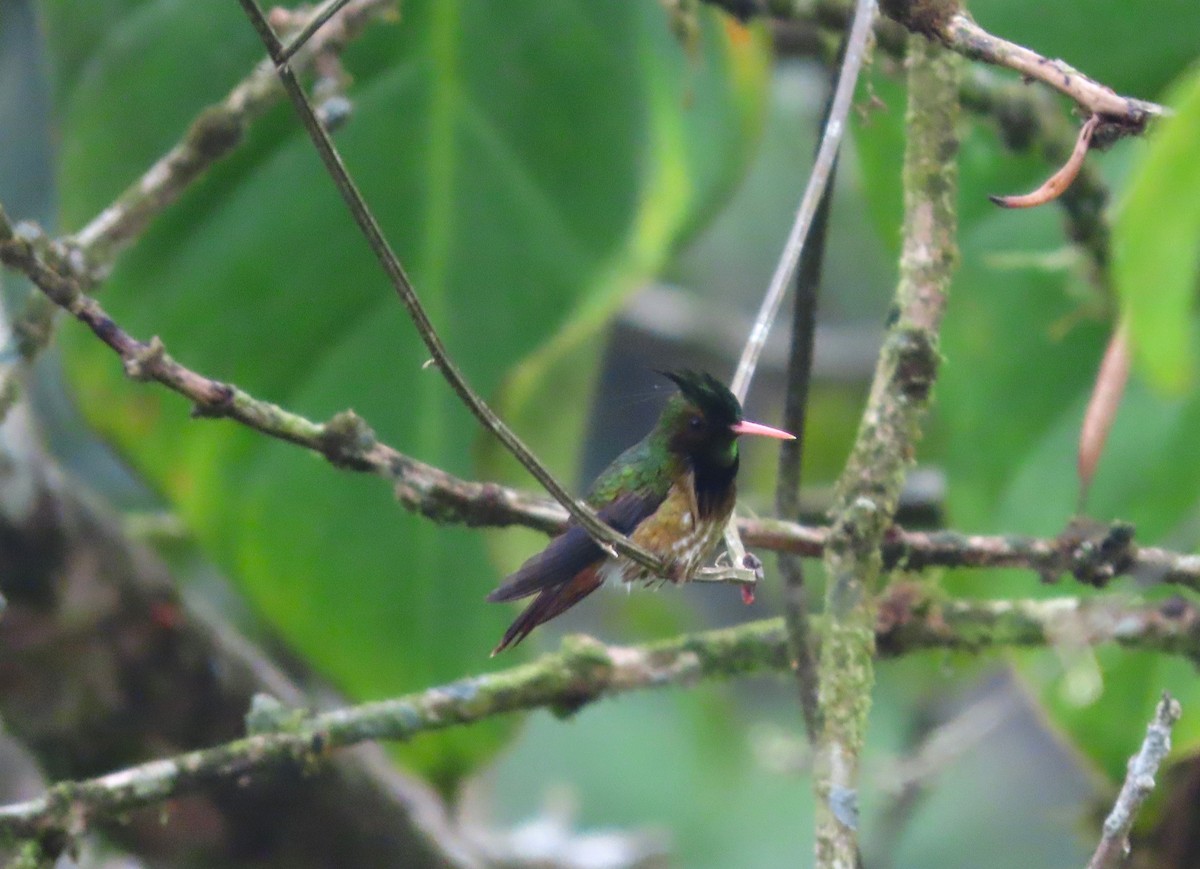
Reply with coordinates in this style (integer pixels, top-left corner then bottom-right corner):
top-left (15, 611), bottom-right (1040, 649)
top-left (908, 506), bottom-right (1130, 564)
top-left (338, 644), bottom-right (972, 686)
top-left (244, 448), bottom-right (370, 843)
top-left (731, 420), bottom-right (795, 440)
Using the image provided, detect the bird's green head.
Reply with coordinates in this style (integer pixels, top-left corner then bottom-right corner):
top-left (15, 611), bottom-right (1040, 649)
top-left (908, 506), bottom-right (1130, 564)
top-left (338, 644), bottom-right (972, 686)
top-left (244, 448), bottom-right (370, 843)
top-left (657, 370), bottom-right (793, 472)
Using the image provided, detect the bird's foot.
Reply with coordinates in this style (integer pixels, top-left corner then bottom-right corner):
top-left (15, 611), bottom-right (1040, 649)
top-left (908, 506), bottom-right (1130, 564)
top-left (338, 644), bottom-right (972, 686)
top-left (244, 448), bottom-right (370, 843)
top-left (692, 564), bottom-right (759, 586)
top-left (693, 555), bottom-right (762, 604)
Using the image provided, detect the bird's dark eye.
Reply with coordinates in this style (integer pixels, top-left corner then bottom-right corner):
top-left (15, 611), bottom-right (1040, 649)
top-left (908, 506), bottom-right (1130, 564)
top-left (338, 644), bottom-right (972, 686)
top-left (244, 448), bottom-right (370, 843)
top-left (688, 416), bottom-right (704, 431)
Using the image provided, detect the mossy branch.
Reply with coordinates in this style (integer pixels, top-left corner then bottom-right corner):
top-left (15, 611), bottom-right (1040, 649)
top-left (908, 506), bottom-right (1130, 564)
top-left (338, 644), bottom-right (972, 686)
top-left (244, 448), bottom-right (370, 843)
top-left (3, 590), bottom-right (1197, 846)
top-left (813, 34), bottom-right (959, 868)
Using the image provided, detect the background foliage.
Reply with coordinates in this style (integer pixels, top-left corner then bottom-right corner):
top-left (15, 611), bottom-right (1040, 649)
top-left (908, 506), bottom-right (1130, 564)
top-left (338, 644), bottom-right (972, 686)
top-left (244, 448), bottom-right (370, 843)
top-left (10, 0), bottom-right (1200, 864)
top-left (45, 0), bottom-right (766, 784)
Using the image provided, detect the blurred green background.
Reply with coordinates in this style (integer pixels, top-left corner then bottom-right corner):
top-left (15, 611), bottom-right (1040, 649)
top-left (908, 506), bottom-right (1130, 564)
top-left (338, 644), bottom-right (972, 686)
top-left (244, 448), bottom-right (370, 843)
top-left (3, 0), bottom-right (1200, 865)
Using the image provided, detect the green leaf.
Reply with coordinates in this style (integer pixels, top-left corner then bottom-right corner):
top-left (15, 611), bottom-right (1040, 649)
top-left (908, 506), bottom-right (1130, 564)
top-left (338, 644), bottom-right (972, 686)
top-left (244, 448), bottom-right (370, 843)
top-left (1113, 65), bottom-right (1200, 394)
top-left (49, 1), bottom-right (767, 783)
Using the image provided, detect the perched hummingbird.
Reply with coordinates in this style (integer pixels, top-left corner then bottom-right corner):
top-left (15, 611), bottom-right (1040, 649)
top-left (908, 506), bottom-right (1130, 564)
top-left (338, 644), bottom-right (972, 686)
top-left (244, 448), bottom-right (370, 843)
top-left (487, 370), bottom-right (794, 655)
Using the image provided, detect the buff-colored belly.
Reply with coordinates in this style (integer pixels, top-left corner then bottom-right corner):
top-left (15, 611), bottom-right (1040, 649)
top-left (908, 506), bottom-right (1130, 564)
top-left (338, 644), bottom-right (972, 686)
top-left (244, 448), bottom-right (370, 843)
top-left (599, 477), bottom-right (729, 587)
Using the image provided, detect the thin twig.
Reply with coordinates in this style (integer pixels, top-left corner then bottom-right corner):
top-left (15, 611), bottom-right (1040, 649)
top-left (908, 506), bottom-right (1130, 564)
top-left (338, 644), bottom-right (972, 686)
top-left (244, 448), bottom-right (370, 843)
top-left (278, 0), bottom-right (357, 61)
top-left (775, 68), bottom-right (843, 741)
top-left (1086, 693), bottom-right (1182, 869)
top-left (774, 3), bottom-right (1117, 288)
top-left (236, 0), bottom-right (667, 576)
top-left (989, 114), bottom-right (1098, 208)
top-left (813, 32), bottom-right (959, 868)
top-left (70, 0), bottom-right (393, 270)
top-left (722, 0), bottom-right (876, 616)
top-left (939, 11), bottom-right (1162, 125)
top-left (727, 0), bottom-right (875, 403)
top-left (3, 590), bottom-right (1197, 844)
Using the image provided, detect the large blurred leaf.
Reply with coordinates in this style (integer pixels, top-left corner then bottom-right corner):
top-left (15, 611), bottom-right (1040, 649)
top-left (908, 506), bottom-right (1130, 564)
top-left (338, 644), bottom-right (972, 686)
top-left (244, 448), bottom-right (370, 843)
top-left (47, 1), bottom-right (767, 782)
top-left (1113, 65), bottom-right (1200, 393)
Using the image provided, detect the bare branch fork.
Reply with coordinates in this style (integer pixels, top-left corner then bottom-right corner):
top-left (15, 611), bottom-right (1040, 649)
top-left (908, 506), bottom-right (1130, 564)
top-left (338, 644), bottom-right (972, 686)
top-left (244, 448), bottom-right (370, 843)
top-left (3, 591), bottom-right (1198, 844)
top-left (709, 0), bottom-right (1164, 125)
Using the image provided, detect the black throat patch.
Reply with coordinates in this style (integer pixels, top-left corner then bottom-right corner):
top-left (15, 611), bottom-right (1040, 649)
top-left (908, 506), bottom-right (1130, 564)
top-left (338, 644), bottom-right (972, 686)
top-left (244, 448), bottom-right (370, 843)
top-left (692, 451), bottom-right (738, 520)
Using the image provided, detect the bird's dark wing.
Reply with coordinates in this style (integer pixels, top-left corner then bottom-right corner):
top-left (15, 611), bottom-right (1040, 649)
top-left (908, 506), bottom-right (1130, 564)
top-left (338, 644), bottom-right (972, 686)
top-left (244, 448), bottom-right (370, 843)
top-left (485, 489), bottom-right (664, 603)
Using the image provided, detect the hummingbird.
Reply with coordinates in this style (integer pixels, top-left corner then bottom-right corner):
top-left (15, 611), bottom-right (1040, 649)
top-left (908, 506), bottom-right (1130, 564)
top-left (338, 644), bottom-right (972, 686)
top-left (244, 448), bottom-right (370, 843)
top-left (487, 370), bottom-right (794, 655)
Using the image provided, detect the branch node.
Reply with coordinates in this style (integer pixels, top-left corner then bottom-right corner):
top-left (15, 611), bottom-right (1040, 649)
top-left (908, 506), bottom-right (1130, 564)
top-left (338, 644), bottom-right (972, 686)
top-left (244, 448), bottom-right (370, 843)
top-left (1057, 518), bottom-right (1137, 587)
top-left (245, 692), bottom-right (309, 736)
top-left (187, 106), bottom-right (246, 160)
top-left (189, 381), bottom-right (237, 418)
top-left (319, 409), bottom-right (378, 468)
top-left (122, 336), bottom-right (166, 382)
top-left (880, 0), bottom-right (961, 38)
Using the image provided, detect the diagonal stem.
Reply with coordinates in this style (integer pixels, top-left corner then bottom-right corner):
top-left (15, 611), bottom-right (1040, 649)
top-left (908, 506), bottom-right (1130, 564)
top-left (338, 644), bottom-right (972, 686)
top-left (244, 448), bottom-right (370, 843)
top-left (727, 0), bottom-right (876, 404)
top-left (235, 0), bottom-right (666, 576)
top-left (279, 0), bottom-right (358, 61)
top-left (721, 0), bottom-right (877, 601)
top-left (776, 123), bottom-right (838, 742)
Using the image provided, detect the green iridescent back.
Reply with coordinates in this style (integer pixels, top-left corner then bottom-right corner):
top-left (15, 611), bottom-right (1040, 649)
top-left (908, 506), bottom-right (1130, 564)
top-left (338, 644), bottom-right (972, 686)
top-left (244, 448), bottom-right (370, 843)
top-left (585, 395), bottom-right (702, 507)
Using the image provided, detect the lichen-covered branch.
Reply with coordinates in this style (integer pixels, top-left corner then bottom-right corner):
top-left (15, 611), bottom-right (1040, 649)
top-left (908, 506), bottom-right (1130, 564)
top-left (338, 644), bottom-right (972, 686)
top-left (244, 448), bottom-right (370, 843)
top-left (812, 35), bottom-right (959, 868)
top-left (1086, 693), bottom-right (1182, 869)
top-left (0, 208), bottom-right (569, 538)
top-left (0, 0), bottom-right (398, 420)
top-left (2, 590), bottom-right (1196, 846)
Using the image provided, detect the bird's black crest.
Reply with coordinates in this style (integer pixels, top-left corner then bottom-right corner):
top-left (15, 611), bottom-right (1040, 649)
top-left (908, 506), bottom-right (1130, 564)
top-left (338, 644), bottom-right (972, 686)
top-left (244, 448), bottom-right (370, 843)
top-left (659, 369), bottom-right (742, 428)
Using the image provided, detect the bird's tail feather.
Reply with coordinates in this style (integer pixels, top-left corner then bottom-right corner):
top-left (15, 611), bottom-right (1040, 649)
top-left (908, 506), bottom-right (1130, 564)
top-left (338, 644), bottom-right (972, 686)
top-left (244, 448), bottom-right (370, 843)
top-left (491, 567), bottom-right (603, 655)
top-left (486, 525), bottom-right (604, 603)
